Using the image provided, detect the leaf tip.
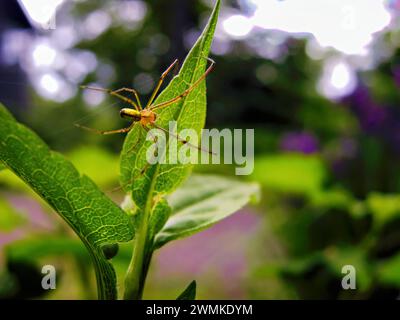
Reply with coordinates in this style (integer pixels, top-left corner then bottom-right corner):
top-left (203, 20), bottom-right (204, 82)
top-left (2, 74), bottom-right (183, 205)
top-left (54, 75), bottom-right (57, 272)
top-left (177, 280), bottom-right (197, 300)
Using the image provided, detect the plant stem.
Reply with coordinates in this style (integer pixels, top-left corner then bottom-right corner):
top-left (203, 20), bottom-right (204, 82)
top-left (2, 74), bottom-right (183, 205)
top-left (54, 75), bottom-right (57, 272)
top-left (124, 172), bottom-right (158, 300)
top-left (123, 213), bottom-right (149, 300)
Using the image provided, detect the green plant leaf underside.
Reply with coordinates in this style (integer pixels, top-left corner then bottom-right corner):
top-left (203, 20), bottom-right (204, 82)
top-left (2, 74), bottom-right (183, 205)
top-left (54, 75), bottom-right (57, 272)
top-left (0, 104), bottom-right (134, 299)
top-left (155, 174), bottom-right (260, 249)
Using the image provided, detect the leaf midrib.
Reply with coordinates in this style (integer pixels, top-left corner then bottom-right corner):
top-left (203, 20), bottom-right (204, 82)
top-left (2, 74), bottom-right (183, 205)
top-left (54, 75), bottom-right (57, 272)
top-left (146, 54), bottom-right (207, 201)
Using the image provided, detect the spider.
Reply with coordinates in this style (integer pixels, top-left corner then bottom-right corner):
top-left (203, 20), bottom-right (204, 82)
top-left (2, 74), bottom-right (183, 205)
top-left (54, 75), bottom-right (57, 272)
top-left (76, 57), bottom-right (215, 149)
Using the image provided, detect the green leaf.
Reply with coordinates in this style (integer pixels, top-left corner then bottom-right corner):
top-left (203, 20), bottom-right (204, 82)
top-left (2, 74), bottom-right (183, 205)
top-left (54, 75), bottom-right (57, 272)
top-left (177, 280), bottom-right (196, 300)
top-left (366, 193), bottom-right (400, 229)
top-left (0, 104), bottom-right (134, 299)
top-left (154, 174), bottom-right (260, 249)
top-left (323, 247), bottom-right (372, 292)
top-left (149, 198), bottom-right (171, 240)
top-left (5, 236), bottom-right (90, 262)
top-left (376, 253), bottom-right (400, 286)
top-left (120, 0), bottom-right (221, 208)
top-left (0, 197), bottom-right (27, 232)
top-left (252, 154), bottom-right (326, 196)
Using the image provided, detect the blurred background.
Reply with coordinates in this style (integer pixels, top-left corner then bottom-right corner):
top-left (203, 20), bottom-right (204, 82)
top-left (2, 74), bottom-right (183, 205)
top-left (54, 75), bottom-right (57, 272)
top-left (1, 0), bottom-right (400, 299)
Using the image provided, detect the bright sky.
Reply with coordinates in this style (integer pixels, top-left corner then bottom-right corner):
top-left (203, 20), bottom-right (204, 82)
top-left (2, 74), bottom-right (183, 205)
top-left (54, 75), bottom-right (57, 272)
top-left (221, 0), bottom-right (393, 99)
top-left (18, 0), bottom-right (64, 28)
top-left (16, 0), bottom-right (395, 101)
top-left (223, 0), bottom-right (392, 56)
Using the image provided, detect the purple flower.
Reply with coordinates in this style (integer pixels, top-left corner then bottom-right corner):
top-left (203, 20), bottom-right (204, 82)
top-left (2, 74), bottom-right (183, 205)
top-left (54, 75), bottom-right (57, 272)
top-left (345, 85), bottom-right (387, 132)
top-left (342, 83), bottom-right (400, 154)
top-left (392, 66), bottom-right (400, 87)
top-left (279, 132), bottom-right (319, 154)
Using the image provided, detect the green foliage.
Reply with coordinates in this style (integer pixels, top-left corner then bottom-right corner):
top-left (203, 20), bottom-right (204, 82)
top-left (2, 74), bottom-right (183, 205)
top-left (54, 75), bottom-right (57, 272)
top-left (0, 0), bottom-right (259, 300)
top-left (177, 281), bottom-right (197, 300)
top-left (366, 193), bottom-right (400, 229)
top-left (0, 104), bottom-right (134, 299)
top-left (256, 247), bottom-right (372, 298)
top-left (2, 236), bottom-right (95, 299)
top-left (252, 153), bottom-right (327, 195)
top-left (322, 247), bottom-right (372, 292)
top-left (377, 253), bottom-right (400, 286)
top-left (5, 0), bottom-right (400, 300)
top-left (5, 236), bottom-right (90, 262)
top-left (155, 174), bottom-right (259, 249)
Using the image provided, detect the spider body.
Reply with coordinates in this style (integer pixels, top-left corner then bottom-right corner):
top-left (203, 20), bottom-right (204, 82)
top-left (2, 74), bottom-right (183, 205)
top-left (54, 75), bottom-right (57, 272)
top-left (77, 57), bottom-right (215, 142)
top-left (119, 108), bottom-right (157, 126)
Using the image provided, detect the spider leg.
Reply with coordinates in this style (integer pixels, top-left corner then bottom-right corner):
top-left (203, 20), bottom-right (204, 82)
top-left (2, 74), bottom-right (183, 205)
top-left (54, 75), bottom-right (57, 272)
top-left (109, 161), bottom-right (150, 193)
top-left (150, 122), bottom-right (215, 155)
top-left (80, 85), bottom-right (141, 111)
top-left (113, 87), bottom-right (143, 109)
top-left (75, 122), bottom-right (135, 135)
top-left (108, 125), bottom-right (152, 193)
top-left (145, 59), bottom-right (179, 109)
top-left (149, 57), bottom-right (215, 112)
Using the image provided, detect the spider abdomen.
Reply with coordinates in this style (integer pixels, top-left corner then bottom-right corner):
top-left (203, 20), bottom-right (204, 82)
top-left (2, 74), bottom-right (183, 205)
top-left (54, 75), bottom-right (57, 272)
top-left (120, 108), bottom-right (141, 121)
